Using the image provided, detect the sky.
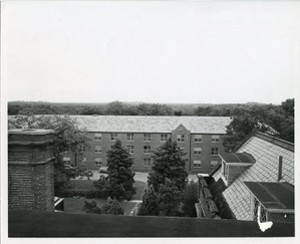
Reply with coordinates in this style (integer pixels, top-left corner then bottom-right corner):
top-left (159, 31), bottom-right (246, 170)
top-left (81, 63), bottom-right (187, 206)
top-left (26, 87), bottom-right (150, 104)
top-left (2, 0), bottom-right (300, 104)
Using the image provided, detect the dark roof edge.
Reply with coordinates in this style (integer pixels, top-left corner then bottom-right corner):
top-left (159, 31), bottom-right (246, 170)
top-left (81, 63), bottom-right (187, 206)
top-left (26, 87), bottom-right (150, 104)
top-left (235, 130), bottom-right (294, 153)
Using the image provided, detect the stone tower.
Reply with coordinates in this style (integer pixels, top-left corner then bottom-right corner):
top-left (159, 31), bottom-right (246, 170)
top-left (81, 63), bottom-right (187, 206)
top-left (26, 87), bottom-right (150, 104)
top-left (8, 129), bottom-right (55, 211)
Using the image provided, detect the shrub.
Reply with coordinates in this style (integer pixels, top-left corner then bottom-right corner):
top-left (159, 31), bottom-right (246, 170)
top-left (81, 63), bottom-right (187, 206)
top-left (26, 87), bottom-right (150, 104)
top-left (138, 185), bottom-right (158, 216)
top-left (101, 197), bottom-right (124, 215)
top-left (93, 175), bottom-right (110, 198)
top-left (82, 200), bottom-right (102, 214)
top-left (59, 189), bottom-right (104, 198)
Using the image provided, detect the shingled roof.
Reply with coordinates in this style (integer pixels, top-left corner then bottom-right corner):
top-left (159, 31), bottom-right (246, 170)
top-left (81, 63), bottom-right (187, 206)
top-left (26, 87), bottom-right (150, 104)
top-left (221, 132), bottom-right (294, 220)
top-left (69, 115), bottom-right (232, 134)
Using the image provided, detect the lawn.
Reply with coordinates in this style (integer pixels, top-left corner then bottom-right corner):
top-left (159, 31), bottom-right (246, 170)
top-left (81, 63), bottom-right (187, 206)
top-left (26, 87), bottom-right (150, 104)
top-left (64, 198), bottom-right (137, 216)
top-left (69, 179), bottom-right (97, 190)
top-left (64, 179), bottom-right (146, 215)
top-left (68, 179), bottom-right (146, 200)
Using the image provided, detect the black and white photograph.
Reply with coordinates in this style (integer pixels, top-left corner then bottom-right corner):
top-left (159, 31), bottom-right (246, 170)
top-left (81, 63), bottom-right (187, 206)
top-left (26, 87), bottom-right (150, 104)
top-left (1, 0), bottom-right (299, 242)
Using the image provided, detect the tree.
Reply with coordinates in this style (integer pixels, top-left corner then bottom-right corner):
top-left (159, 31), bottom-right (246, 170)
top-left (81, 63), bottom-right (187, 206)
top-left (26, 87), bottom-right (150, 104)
top-left (156, 179), bottom-right (183, 216)
top-left (138, 185), bottom-right (159, 216)
top-left (148, 138), bottom-right (188, 192)
top-left (82, 200), bottom-right (102, 214)
top-left (222, 113), bottom-right (258, 152)
top-left (93, 175), bottom-right (110, 198)
top-left (281, 98), bottom-right (294, 116)
top-left (8, 114), bottom-right (90, 195)
top-left (101, 197), bottom-right (124, 215)
top-left (182, 180), bottom-right (199, 217)
top-left (106, 140), bottom-right (136, 200)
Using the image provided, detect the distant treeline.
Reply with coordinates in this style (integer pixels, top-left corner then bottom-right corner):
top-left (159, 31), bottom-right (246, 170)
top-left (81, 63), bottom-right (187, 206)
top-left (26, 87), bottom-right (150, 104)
top-left (8, 99), bottom-right (294, 142)
top-left (7, 100), bottom-right (281, 116)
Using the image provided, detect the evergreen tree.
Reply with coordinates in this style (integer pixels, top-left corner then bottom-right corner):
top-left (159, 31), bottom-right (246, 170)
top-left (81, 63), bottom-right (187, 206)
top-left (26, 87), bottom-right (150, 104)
top-left (106, 140), bottom-right (136, 200)
top-left (138, 185), bottom-right (159, 216)
top-left (148, 138), bottom-right (188, 192)
top-left (182, 180), bottom-right (199, 217)
top-left (156, 179), bottom-right (182, 216)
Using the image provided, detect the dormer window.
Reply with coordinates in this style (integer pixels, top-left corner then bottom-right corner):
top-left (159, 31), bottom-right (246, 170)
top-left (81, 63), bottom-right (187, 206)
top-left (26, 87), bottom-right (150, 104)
top-left (220, 152), bottom-right (255, 186)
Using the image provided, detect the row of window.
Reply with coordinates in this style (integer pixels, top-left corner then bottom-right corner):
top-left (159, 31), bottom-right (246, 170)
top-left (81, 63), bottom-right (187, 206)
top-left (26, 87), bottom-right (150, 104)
top-left (95, 133), bottom-right (169, 142)
top-left (176, 134), bottom-right (220, 143)
top-left (95, 158), bottom-right (153, 167)
top-left (63, 156), bottom-right (218, 169)
top-left (94, 145), bottom-right (219, 155)
top-left (94, 133), bottom-right (220, 143)
top-left (193, 160), bottom-right (219, 169)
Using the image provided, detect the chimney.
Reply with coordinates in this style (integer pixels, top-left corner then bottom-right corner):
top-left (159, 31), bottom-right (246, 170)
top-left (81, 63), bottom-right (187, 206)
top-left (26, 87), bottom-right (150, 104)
top-left (8, 129), bottom-right (55, 211)
top-left (278, 156), bottom-right (283, 182)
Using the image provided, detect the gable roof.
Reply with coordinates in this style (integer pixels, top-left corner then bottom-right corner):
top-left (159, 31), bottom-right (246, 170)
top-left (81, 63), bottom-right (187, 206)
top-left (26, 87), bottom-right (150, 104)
top-left (69, 115), bottom-right (231, 134)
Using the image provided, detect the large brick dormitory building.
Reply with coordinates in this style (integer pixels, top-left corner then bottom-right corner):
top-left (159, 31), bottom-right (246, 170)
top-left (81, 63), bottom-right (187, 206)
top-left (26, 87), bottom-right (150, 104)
top-left (62, 116), bottom-right (232, 173)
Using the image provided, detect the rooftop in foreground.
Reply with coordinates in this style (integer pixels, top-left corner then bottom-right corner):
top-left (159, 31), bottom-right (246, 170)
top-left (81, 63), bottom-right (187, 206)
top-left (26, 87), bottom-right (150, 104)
top-left (9, 210), bottom-right (294, 237)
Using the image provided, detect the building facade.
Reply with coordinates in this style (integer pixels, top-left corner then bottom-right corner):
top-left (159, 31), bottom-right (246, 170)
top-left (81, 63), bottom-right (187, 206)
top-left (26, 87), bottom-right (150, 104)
top-left (63, 116), bottom-right (231, 173)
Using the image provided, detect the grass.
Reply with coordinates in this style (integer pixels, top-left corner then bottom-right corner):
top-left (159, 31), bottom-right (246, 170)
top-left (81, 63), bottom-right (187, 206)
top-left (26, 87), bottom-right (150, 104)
top-left (69, 180), bottom-right (97, 190)
top-left (68, 179), bottom-right (146, 200)
top-left (132, 181), bottom-right (147, 200)
top-left (64, 198), bottom-right (138, 215)
top-left (64, 179), bottom-right (146, 216)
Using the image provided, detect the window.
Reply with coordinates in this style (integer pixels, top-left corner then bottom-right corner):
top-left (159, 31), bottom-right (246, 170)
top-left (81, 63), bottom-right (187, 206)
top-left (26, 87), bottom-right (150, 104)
top-left (177, 134), bottom-right (185, 142)
top-left (144, 133), bottom-right (151, 142)
top-left (63, 157), bottom-right (71, 164)
top-left (211, 160), bottom-right (218, 169)
top-left (160, 134), bottom-right (168, 142)
top-left (94, 133), bottom-right (102, 141)
top-left (95, 158), bottom-right (103, 165)
top-left (95, 145), bottom-right (102, 153)
top-left (211, 135), bottom-right (220, 143)
top-left (144, 158), bottom-right (152, 167)
top-left (193, 160), bottom-right (202, 168)
top-left (194, 135), bottom-right (202, 143)
top-left (179, 147), bottom-right (185, 153)
top-left (144, 146), bottom-right (151, 154)
top-left (211, 147), bottom-right (219, 155)
top-left (194, 147), bottom-right (202, 155)
top-left (127, 133), bottom-right (134, 141)
top-left (127, 145), bottom-right (134, 154)
top-left (111, 133), bottom-right (118, 141)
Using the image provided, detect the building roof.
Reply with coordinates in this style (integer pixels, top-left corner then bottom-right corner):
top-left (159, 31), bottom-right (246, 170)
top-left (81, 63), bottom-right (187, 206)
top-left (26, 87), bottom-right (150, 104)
top-left (220, 132), bottom-right (294, 220)
top-left (8, 210), bottom-right (294, 237)
top-left (220, 152), bottom-right (255, 164)
top-left (8, 129), bottom-right (54, 135)
top-left (69, 115), bottom-right (231, 134)
top-left (244, 182), bottom-right (294, 211)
